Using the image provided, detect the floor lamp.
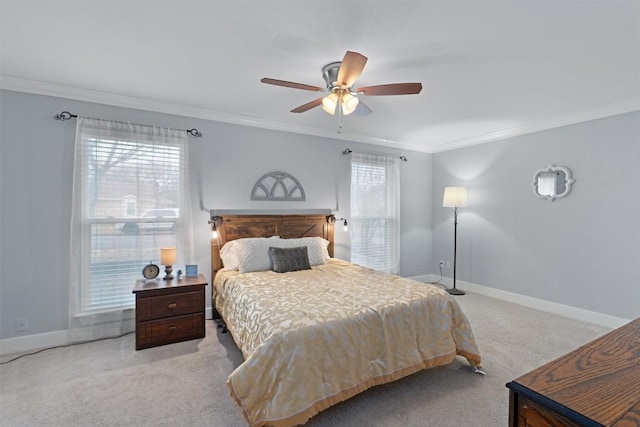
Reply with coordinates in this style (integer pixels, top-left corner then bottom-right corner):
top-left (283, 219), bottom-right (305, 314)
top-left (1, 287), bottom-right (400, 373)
top-left (443, 187), bottom-right (468, 295)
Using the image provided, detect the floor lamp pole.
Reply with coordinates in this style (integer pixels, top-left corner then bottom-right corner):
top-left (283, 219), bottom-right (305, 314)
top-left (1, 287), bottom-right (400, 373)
top-left (447, 206), bottom-right (465, 295)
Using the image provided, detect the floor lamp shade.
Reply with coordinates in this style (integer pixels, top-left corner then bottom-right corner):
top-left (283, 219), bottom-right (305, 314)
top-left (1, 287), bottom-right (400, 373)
top-left (443, 187), bottom-right (467, 295)
top-left (443, 187), bottom-right (468, 208)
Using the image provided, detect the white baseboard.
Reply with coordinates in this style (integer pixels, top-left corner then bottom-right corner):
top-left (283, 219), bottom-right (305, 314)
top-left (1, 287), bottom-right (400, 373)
top-left (0, 330), bottom-right (71, 357)
top-left (0, 307), bottom-right (217, 357)
top-left (411, 274), bottom-right (630, 330)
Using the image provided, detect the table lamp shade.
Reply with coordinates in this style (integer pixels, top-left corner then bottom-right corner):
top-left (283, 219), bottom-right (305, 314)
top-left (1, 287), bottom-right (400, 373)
top-left (161, 247), bottom-right (177, 265)
top-left (443, 187), bottom-right (468, 208)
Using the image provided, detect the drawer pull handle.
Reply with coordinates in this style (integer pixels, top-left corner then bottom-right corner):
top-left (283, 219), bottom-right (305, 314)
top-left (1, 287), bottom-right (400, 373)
top-left (168, 326), bottom-right (177, 333)
top-left (167, 303), bottom-right (177, 309)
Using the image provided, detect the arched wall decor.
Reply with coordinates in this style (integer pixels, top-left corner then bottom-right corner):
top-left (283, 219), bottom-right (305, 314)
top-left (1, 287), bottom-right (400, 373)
top-left (251, 171), bottom-right (306, 201)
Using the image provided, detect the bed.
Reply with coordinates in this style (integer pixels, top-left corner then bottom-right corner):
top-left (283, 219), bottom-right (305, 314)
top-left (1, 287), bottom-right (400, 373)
top-left (210, 211), bottom-right (482, 427)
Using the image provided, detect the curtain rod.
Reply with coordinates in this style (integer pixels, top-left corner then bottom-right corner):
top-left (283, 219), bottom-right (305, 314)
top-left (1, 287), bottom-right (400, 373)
top-left (53, 111), bottom-right (203, 137)
top-left (342, 148), bottom-right (407, 162)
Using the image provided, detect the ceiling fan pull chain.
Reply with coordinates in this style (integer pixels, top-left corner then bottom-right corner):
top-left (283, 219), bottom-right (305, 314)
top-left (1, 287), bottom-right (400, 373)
top-left (337, 97), bottom-right (343, 134)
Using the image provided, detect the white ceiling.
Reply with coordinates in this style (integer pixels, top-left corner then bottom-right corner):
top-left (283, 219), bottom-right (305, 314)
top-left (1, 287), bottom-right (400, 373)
top-left (1, 0), bottom-right (639, 153)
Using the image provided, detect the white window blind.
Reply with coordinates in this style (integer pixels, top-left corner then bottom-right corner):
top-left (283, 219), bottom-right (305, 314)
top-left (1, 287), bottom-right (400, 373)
top-left (350, 152), bottom-right (400, 273)
top-left (70, 118), bottom-right (193, 316)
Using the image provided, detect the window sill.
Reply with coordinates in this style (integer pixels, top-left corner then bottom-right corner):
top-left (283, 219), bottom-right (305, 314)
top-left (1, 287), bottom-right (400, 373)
top-left (74, 307), bottom-right (134, 326)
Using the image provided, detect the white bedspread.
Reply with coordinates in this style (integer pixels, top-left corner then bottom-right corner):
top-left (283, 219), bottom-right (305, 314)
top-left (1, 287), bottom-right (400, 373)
top-left (214, 259), bottom-right (481, 427)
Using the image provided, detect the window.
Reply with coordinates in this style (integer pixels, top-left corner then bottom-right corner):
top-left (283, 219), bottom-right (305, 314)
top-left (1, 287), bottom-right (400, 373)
top-left (350, 152), bottom-right (400, 273)
top-left (70, 118), bottom-right (193, 316)
top-left (122, 196), bottom-right (137, 217)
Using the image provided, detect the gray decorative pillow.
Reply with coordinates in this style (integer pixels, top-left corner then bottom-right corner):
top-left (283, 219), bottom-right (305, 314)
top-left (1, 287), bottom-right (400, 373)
top-left (268, 246), bottom-right (311, 273)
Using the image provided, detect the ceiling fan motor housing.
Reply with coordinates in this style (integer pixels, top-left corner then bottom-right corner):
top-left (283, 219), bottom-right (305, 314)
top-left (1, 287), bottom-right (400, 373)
top-left (322, 62), bottom-right (342, 90)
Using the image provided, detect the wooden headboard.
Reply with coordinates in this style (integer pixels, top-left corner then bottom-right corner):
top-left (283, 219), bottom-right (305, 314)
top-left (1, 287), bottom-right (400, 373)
top-left (210, 211), bottom-right (335, 279)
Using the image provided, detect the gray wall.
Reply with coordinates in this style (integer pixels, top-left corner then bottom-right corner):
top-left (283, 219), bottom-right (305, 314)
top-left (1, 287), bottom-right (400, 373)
top-left (432, 111), bottom-right (640, 320)
top-left (0, 90), bottom-right (432, 340)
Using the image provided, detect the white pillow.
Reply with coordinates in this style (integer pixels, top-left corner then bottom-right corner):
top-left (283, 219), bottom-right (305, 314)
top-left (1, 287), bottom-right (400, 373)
top-left (220, 236), bottom-right (279, 272)
top-left (222, 236), bottom-right (330, 273)
top-left (219, 250), bottom-right (239, 271)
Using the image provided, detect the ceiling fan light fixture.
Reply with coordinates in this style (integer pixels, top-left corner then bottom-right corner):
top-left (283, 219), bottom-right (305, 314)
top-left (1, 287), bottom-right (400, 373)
top-left (260, 51), bottom-right (422, 120)
top-left (341, 92), bottom-right (359, 115)
top-left (322, 92), bottom-right (339, 115)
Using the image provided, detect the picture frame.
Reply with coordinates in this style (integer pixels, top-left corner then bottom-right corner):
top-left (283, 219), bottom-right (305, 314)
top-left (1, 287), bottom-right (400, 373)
top-left (185, 264), bottom-right (198, 277)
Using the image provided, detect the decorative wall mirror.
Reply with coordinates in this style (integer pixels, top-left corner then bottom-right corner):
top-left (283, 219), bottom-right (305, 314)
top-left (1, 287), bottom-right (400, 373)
top-left (531, 164), bottom-right (575, 201)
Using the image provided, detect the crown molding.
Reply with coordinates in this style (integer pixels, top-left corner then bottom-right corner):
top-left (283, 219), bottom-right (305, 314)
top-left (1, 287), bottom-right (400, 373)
top-left (2, 75), bottom-right (637, 154)
top-left (429, 99), bottom-right (640, 153)
top-left (0, 75), bottom-right (425, 152)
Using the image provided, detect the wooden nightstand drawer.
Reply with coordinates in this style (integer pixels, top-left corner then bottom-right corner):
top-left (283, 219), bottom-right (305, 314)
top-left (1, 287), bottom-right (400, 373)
top-left (518, 397), bottom-right (578, 427)
top-left (133, 275), bottom-right (208, 350)
top-left (137, 290), bottom-right (203, 321)
top-left (136, 313), bottom-right (204, 349)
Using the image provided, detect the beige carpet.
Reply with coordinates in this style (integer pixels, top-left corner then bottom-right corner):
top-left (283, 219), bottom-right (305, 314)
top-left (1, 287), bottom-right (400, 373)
top-left (0, 293), bottom-right (610, 427)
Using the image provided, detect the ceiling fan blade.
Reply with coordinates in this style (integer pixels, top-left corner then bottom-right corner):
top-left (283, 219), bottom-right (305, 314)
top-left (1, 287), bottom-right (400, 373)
top-left (290, 98), bottom-right (323, 113)
top-left (337, 51), bottom-right (368, 88)
top-left (354, 100), bottom-right (372, 116)
top-left (356, 83), bottom-right (423, 96)
top-left (261, 78), bottom-right (323, 92)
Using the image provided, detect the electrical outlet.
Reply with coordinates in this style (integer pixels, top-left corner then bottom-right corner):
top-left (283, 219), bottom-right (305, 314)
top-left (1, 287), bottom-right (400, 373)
top-left (445, 261), bottom-right (451, 270)
top-left (439, 260), bottom-right (445, 268)
top-left (16, 317), bottom-right (28, 332)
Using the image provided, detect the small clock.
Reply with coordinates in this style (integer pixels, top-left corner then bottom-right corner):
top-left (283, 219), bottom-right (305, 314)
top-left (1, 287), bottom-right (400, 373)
top-left (142, 263), bottom-right (160, 280)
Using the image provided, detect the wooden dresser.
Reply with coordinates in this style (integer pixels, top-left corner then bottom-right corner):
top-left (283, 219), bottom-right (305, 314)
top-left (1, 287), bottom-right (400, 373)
top-left (506, 317), bottom-right (640, 426)
top-left (132, 274), bottom-right (207, 350)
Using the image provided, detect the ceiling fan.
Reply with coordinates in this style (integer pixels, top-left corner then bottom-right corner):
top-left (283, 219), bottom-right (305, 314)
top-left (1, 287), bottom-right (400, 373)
top-left (260, 51), bottom-right (422, 117)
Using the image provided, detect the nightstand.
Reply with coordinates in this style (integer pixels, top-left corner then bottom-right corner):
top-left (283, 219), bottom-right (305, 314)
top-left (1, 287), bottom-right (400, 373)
top-left (132, 274), bottom-right (207, 350)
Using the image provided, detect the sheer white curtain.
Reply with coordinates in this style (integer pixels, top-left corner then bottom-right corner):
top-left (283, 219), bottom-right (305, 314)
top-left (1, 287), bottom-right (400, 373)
top-left (350, 152), bottom-right (400, 273)
top-left (69, 117), bottom-right (194, 341)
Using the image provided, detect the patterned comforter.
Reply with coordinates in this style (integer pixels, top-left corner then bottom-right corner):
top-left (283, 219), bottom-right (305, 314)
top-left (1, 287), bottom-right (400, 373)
top-left (214, 259), bottom-right (481, 427)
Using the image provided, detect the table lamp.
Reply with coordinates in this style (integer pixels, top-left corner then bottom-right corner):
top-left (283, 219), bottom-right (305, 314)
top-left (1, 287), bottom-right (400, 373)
top-left (161, 247), bottom-right (177, 280)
